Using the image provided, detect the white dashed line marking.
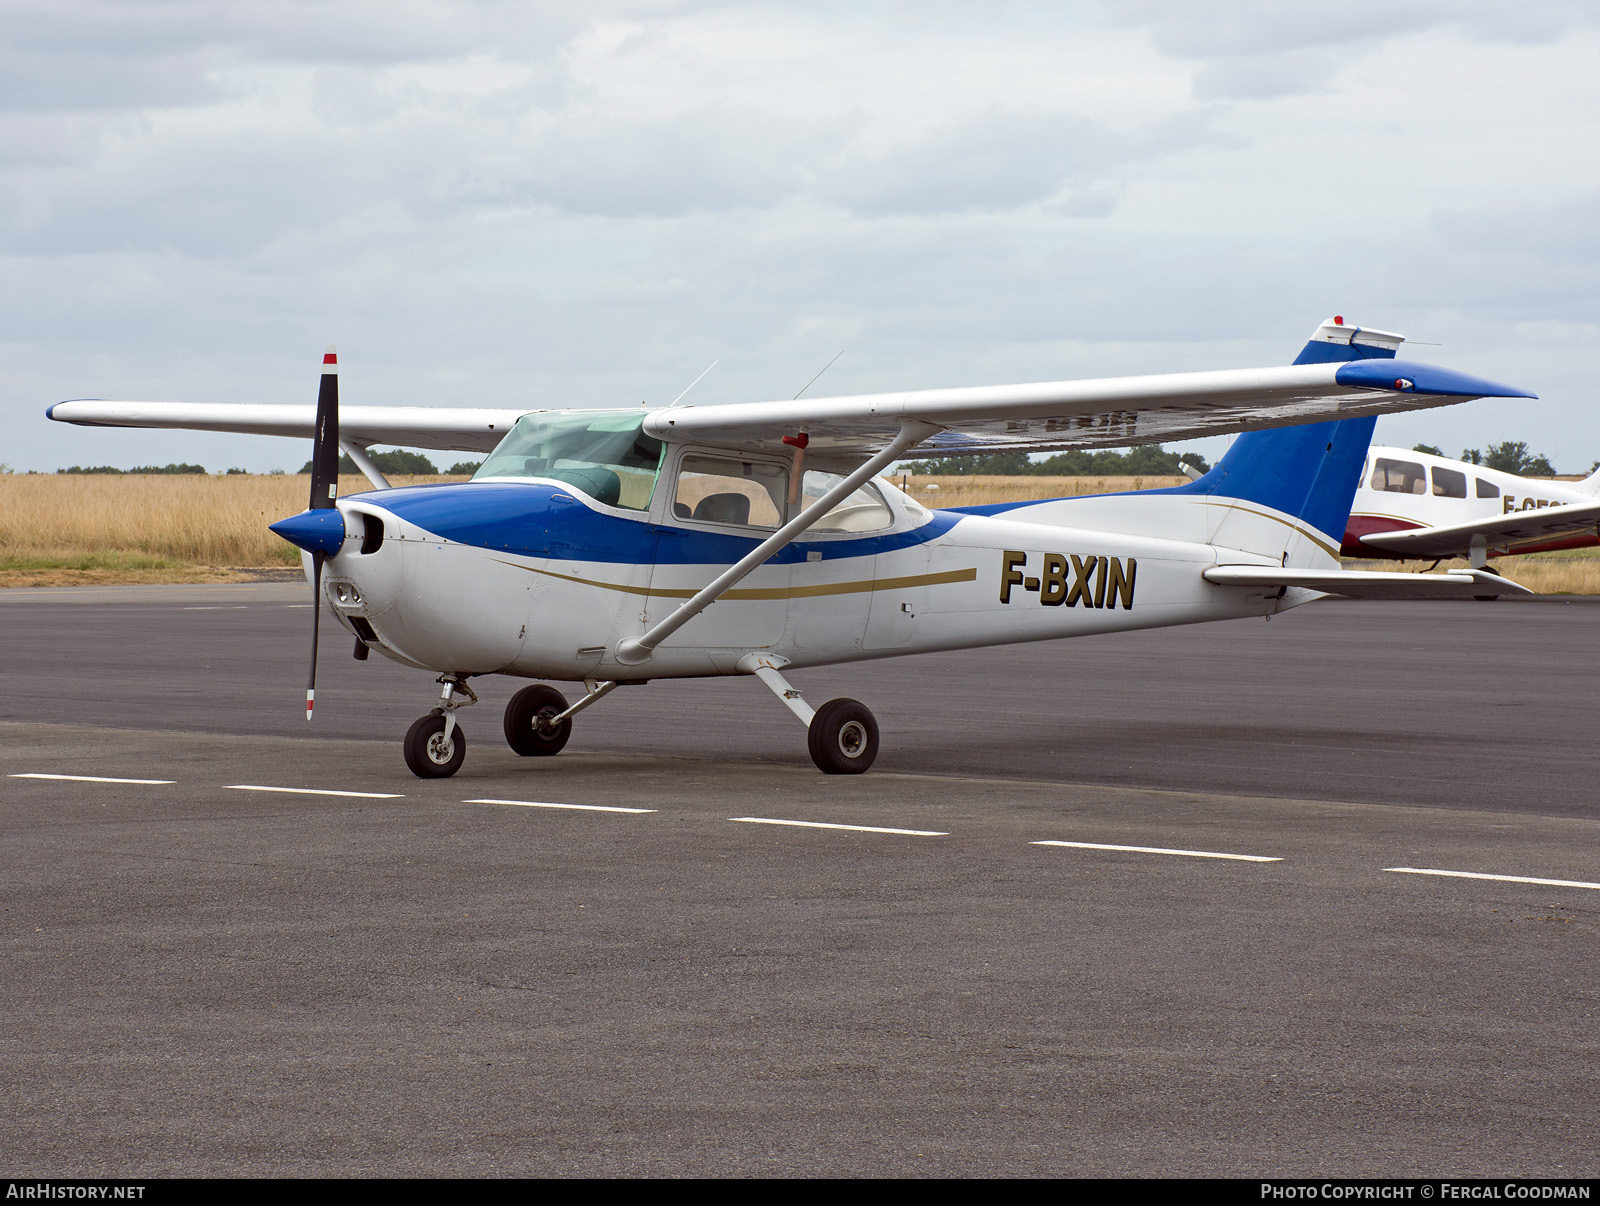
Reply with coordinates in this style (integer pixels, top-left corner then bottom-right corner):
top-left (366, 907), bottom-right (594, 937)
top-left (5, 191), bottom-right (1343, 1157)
top-left (731, 817), bottom-right (948, 837)
top-left (1031, 840), bottom-right (1281, 863)
top-left (1385, 867), bottom-right (1600, 891)
top-left (468, 798), bottom-right (656, 814)
top-left (181, 606), bottom-right (250, 610)
top-left (225, 784), bottom-right (404, 799)
top-left (10, 773), bottom-right (175, 785)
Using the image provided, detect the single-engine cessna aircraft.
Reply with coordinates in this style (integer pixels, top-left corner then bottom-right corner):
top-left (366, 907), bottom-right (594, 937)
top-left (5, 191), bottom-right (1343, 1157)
top-left (1344, 445), bottom-right (1600, 572)
top-left (49, 316), bottom-right (1534, 777)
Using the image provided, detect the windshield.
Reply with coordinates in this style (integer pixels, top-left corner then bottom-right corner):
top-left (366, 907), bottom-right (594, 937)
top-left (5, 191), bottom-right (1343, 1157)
top-left (474, 411), bottom-right (663, 511)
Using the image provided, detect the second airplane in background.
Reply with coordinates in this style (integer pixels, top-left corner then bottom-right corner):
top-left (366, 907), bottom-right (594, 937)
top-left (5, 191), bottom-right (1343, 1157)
top-left (1344, 446), bottom-right (1600, 568)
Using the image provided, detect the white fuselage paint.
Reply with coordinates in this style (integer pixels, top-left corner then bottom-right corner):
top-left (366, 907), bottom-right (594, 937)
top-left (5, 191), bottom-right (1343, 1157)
top-left (315, 478), bottom-right (1325, 683)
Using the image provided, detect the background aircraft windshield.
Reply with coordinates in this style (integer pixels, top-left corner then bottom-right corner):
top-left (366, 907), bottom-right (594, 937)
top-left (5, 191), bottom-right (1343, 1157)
top-left (475, 412), bottom-right (663, 511)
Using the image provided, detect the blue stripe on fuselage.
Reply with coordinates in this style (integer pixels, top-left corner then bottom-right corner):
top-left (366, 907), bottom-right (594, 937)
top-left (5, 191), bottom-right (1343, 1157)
top-left (354, 480), bottom-right (957, 564)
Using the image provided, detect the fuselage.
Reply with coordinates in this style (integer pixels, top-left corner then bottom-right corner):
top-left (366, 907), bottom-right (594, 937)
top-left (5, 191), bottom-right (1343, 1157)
top-left (1343, 446), bottom-right (1599, 557)
top-left (313, 410), bottom-right (1322, 682)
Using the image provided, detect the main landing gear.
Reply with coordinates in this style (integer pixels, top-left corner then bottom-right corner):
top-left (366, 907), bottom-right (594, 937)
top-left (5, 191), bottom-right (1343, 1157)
top-left (402, 675), bottom-right (623, 779)
top-left (739, 653), bottom-right (879, 774)
top-left (401, 664), bottom-right (881, 778)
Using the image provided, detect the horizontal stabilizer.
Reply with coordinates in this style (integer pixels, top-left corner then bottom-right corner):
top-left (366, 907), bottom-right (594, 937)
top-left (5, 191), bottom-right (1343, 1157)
top-left (1203, 564), bottom-right (1531, 600)
top-left (1359, 501), bottom-right (1600, 559)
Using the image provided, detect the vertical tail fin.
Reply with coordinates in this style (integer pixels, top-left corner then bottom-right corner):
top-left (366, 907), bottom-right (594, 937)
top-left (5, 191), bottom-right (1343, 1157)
top-left (1162, 317), bottom-right (1401, 564)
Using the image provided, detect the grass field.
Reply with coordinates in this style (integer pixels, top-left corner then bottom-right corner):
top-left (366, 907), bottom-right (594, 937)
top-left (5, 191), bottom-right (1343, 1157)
top-left (0, 473), bottom-right (465, 586)
top-left (4, 472), bottom-right (1597, 593)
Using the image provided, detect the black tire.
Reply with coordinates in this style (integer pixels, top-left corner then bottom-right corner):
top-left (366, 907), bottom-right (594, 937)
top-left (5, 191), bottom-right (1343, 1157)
top-left (807, 698), bottom-right (879, 775)
top-left (404, 713), bottom-right (467, 778)
top-left (503, 684), bottom-right (571, 756)
top-left (1473, 595), bottom-right (1500, 602)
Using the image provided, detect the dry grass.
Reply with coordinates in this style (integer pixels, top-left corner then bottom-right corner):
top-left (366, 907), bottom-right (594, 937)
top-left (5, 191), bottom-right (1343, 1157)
top-left (1342, 552), bottom-right (1600, 596)
top-left (0, 473), bottom-right (465, 587)
top-left (892, 474), bottom-right (1188, 508)
top-left (7, 472), bottom-right (1599, 593)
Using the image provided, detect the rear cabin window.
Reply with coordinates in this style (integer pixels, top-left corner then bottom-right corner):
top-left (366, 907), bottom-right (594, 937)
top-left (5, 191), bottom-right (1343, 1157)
top-left (1431, 467), bottom-right (1467, 499)
top-left (800, 472), bottom-right (893, 532)
top-left (1477, 478), bottom-right (1501, 499)
top-left (1371, 458), bottom-right (1427, 494)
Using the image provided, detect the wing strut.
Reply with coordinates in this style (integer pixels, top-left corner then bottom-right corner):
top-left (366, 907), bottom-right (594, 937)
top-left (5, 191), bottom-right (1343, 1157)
top-left (613, 421), bottom-right (937, 666)
top-left (339, 440), bottom-right (392, 491)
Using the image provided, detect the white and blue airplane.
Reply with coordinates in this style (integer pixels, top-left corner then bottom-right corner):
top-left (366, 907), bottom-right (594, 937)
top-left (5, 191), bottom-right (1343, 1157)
top-left (48, 317), bottom-right (1534, 777)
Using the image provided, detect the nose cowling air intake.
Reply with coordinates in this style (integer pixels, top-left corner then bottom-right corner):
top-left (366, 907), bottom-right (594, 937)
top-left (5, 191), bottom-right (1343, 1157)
top-left (270, 507), bottom-right (346, 556)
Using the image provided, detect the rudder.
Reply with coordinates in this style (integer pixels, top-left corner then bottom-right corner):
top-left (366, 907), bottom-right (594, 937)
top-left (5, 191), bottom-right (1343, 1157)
top-left (1159, 317), bottom-right (1401, 564)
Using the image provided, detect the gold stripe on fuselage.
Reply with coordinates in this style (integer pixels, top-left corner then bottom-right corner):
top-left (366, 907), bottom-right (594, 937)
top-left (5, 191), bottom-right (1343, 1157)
top-left (495, 560), bottom-right (977, 600)
top-left (1196, 500), bottom-right (1341, 559)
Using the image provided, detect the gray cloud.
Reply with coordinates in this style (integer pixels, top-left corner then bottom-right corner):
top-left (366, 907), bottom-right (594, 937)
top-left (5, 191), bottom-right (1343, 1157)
top-left (2, 1), bottom-right (1596, 474)
top-left (1098, 0), bottom-right (1600, 99)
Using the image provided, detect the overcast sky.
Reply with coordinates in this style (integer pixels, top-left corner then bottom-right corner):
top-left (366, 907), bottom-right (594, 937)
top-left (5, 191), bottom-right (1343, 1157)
top-left (4, 0), bottom-right (1597, 473)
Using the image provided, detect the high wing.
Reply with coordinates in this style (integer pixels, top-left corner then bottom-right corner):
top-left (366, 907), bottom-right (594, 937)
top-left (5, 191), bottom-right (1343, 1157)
top-left (1359, 501), bottom-right (1600, 559)
top-left (46, 401), bottom-right (527, 455)
top-left (1203, 565), bottom-right (1531, 600)
top-left (49, 357), bottom-right (1532, 462)
top-left (644, 359), bottom-right (1534, 460)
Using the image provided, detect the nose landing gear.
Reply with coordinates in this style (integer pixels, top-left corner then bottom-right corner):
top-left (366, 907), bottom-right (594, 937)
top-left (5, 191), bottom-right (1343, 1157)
top-left (403, 675), bottom-right (477, 779)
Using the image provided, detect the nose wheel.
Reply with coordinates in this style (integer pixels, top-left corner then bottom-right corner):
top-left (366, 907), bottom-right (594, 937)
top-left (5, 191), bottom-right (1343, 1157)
top-left (403, 674), bottom-right (477, 779)
top-left (404, 712), bottom-right (467, 778)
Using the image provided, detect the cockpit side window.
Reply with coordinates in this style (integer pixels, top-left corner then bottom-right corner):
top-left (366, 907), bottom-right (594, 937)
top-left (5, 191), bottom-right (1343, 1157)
top-left (473, 412), bottom-right (663, 511)
top-left (1431, 467), bottom-right (1467, 499)
top-left (1371, 458), bottom-right (1427, 494)
top-left (1477, 478), bottom-right (1500, 499)
top-left (673, 456), bottom-right (789, 529)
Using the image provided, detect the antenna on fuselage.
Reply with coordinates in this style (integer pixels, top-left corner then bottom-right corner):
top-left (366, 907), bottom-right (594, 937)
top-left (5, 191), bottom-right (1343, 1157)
top-left (665, 359), bottom-right (719, 408)
top-left (794, 349), bottom-right (845, 400)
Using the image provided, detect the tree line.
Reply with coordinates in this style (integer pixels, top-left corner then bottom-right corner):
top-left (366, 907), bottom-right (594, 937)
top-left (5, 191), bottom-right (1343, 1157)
top-left (1410, 441), bottom-right (1565, 477)
top-left (296, 450), bottom-right (481, 476)
top-left (51, 451), bottom-right (484, 476)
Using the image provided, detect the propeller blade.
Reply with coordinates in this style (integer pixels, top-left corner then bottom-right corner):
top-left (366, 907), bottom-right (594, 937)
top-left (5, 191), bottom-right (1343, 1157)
top-left (305, 345), bottom-right (338, 719)
top-left (309, 345), bottom-right (339, 510)
top-left (307, 552), bottom-right (323, 720)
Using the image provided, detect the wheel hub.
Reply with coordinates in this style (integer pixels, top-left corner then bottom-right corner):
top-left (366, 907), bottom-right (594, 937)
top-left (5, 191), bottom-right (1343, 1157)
top-left (837, 720), bottom-right (866, 758)
top-left (426, 731), bottom-right (455, 764)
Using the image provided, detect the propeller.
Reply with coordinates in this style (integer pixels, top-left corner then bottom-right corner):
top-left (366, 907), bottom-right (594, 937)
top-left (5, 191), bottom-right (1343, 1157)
top-left (268, 346), bottom-right (345, 720)
top-left (305, 346), bottom-right (340, 720)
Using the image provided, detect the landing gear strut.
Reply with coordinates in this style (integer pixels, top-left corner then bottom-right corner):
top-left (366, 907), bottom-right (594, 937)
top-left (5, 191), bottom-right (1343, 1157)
top-left (740, 653), bottom-right (880, 774)
top-left (403, 675), bottom-right (477, 779)
top-left (504, 684), bottom-right (572, 755)
top-left (503, 679), bottom-right (621, 757)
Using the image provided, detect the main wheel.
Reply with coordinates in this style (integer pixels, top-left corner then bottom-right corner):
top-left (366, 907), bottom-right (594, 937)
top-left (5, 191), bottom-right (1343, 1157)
top-left (404, 713), bottom-right (467, 778)
top-left (503, 684), bottom-right (572, 756)
top-left (807, 698), bottom-right (879, 775)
